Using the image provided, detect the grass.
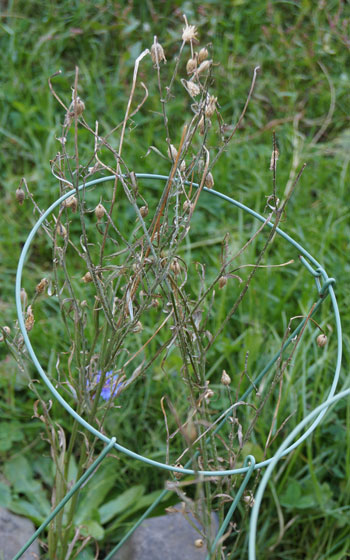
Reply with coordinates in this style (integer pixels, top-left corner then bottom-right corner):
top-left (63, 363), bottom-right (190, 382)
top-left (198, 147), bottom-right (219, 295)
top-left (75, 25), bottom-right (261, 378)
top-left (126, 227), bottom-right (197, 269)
top-left (0, 1), bottom-right (350, 558)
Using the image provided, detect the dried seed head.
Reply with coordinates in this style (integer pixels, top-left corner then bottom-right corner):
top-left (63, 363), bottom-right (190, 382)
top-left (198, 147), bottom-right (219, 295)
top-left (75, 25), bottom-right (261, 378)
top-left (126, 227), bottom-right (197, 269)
top-left (221, 369), bottom-right (231, 386)
top-left (35, 278), bottom-right (48, 294)
top-left (269, 148), bottom-right (279, 171)
top-left (64, 95), bottom-right (85, 126)
top-left (16, 185), bottom-right (25, 205)
top-left (180, 160), bottom-right (186, 173)
top-left (204, 172), bottom-right (214, 189)
top-left (184, 417), bottom-right (197, 443)
top-left (183, 199), bottom-right (194, 212)
top-left (64, 195), bottom-right (78, 213)
top-left (218, 275), bottom-right (227, 289)
top-left (197, 59), bottom-right (212, 75)
top-left (25, 305), bottom-right (35, 332)
top-left (243, 493), bottom-right (255, 507)
top-left (184, 80), bottom-right (200, 97)
top-left (1, 326), bottom-right (11, 341)
top-left (182, 16), bottom-right (198, 43)
top-left (95, 202), bottom-right (106, 221)
top-left (73, 96), bottom-right (85, 116)
top-left (82, 271), bottom-right (93, 283)
top-left (186, 57), bottom-right (197, 74)
top-left (317, 333), bottom-right (328, 348)
top-left (133, 321), bottom-right (143, 333)
top-left (151, 38), bottom-right (166, 65)
top-left (56, 221), bottom-right (67, 237)
top-left (173, 463), bottom-right (184, 479)
top-left (140, 205), bottom-right (149, 218)
top-left (167, 144), bottom-right (178, 161)
top-left (205, 95), bottom-right (217, 118)
top-left (198, 47), bottom-right (209, 63)
top-left (198, 115), bottom-right (205, 135)
top-left (204, 388), bottom-right (214, 400)
top-left (194, 539), bottom-right (204, 548)
top-left (170, 258), bottom-right (181, 275)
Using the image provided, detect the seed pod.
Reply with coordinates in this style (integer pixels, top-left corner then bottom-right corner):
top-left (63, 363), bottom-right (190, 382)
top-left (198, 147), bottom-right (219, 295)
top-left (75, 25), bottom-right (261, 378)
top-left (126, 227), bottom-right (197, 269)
top-left (180, 160), bottom-right (186, 172)
top-left (140, 205), bottom-right (149, 217)
top-left (82, 271), bottom-right (93, 283)
top-left (1, 326), bottom-right (11, 340)
top-left (16, 185), bottom-right (25, 205)
top-left (185, 80), bottom-right (200, 97)
top-left (197, 59), bottom-right (212, 75)
top-left (204, 388), bottom-right (214, 400)
top-left (205, 95), bottom-right (217, 118)
top-left (170, 258), bottom-right (181, 275)
top-left (20, 288), bottom-right (28, 307)
top-left (173, 463), bottom-right (184, 479)
top-left (218, 275), bottom-right (227, 289)
top-left (269, 148), bottom-right (279, 171)
top-left (186, 57), bottom-right (197, 74)
top-left (95, 202), bottom-right (105, 221)
top-left (167, 144), bottom-right (178, 161)
top-left (64, 195), bottom-right (78, 212)
top-left (198, 115), bottom-right (205, 135)
top-left (317, 334), bottom-right (327, 347)
top-left (198, 47), bottom-right (209, 63)
top-left (74, 97), bottom-right (85, 116)
top-left (205, 172), bottom-right (214, 189)
top-left (56, 221), bottom-right (67, 237)
top-left (221, 369), bottom-right (231, 386)
top-left (133, 321), bottom-right (143, 333)
top-left (184, 417), bottom-right (197, 443)
top-left (183, 200), bottom-right (193, 212)
top-left (151, 39), bottom-right (166, 65)
top-left (35, 278), bottom-right (48, 294)
top-left (25, 305), bottom-right (34, 332)
top-left (194, 539), bottom-right (204, 548)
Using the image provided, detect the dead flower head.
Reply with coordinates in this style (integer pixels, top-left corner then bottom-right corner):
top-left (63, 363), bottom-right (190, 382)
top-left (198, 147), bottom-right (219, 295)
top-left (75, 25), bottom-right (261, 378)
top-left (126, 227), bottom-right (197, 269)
top-left (25, 305), bottom-right (35, 332)
top-left (182, 15), bottom-right (198, 44)
top-left (151, 36), bottom-right (166, 65)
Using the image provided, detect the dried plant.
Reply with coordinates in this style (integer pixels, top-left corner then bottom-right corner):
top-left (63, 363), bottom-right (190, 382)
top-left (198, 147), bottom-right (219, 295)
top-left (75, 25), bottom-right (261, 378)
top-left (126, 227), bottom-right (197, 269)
top-left (6, 14), bottom-right (311, 559)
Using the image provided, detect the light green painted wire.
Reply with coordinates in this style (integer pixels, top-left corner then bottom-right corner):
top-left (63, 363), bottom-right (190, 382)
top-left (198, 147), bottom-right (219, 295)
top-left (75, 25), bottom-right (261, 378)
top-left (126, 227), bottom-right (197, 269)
top-left (15, 174), bottom-right (342, 477)
top-left (249, 389), bottom-right (350, 559)
top-left (12, 438), bottom-right (116, 560)
top-left (14, 174), bottom-right (342, 559)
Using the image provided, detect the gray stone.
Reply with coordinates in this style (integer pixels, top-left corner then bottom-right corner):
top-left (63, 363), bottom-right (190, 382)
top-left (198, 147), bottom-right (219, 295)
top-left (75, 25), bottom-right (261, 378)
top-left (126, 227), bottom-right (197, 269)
top-left (0, 507), bottom-right (39, 559)
top-left (111, 503), bottom-right (218, 560)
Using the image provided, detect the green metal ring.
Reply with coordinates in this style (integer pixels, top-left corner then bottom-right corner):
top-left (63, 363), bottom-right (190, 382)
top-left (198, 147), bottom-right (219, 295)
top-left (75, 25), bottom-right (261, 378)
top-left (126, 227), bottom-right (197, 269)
top-left (16, 174), bottom-right (342, 477)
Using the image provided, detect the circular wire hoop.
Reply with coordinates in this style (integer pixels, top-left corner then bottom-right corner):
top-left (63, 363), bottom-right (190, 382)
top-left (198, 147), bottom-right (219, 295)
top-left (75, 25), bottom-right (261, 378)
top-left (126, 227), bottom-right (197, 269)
top-left (16, 174), bottom-right (342, 475)
top-left (15, 174), bottom-right (342, 557)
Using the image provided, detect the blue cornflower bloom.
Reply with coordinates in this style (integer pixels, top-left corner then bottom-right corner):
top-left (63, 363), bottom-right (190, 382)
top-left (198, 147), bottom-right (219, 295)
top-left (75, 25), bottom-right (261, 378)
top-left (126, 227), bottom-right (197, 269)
top-left (88, 371), bottom-right (123, 401)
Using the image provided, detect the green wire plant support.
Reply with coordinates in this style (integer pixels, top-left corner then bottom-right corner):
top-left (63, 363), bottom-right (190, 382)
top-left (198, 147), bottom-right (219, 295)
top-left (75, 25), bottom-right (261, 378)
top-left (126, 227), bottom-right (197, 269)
top-left (15, 174), bottom-right (343, 559)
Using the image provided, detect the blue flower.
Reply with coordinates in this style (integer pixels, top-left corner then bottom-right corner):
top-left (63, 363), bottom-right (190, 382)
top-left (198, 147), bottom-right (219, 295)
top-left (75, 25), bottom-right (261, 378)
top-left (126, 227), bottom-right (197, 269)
top-left (88, 371), bottom-right (123, 401)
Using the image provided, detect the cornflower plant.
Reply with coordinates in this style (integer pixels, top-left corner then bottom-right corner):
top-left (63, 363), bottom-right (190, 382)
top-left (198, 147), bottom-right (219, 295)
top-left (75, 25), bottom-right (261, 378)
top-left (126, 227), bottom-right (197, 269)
top-left (5, 14), bottom-right (315, 560)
